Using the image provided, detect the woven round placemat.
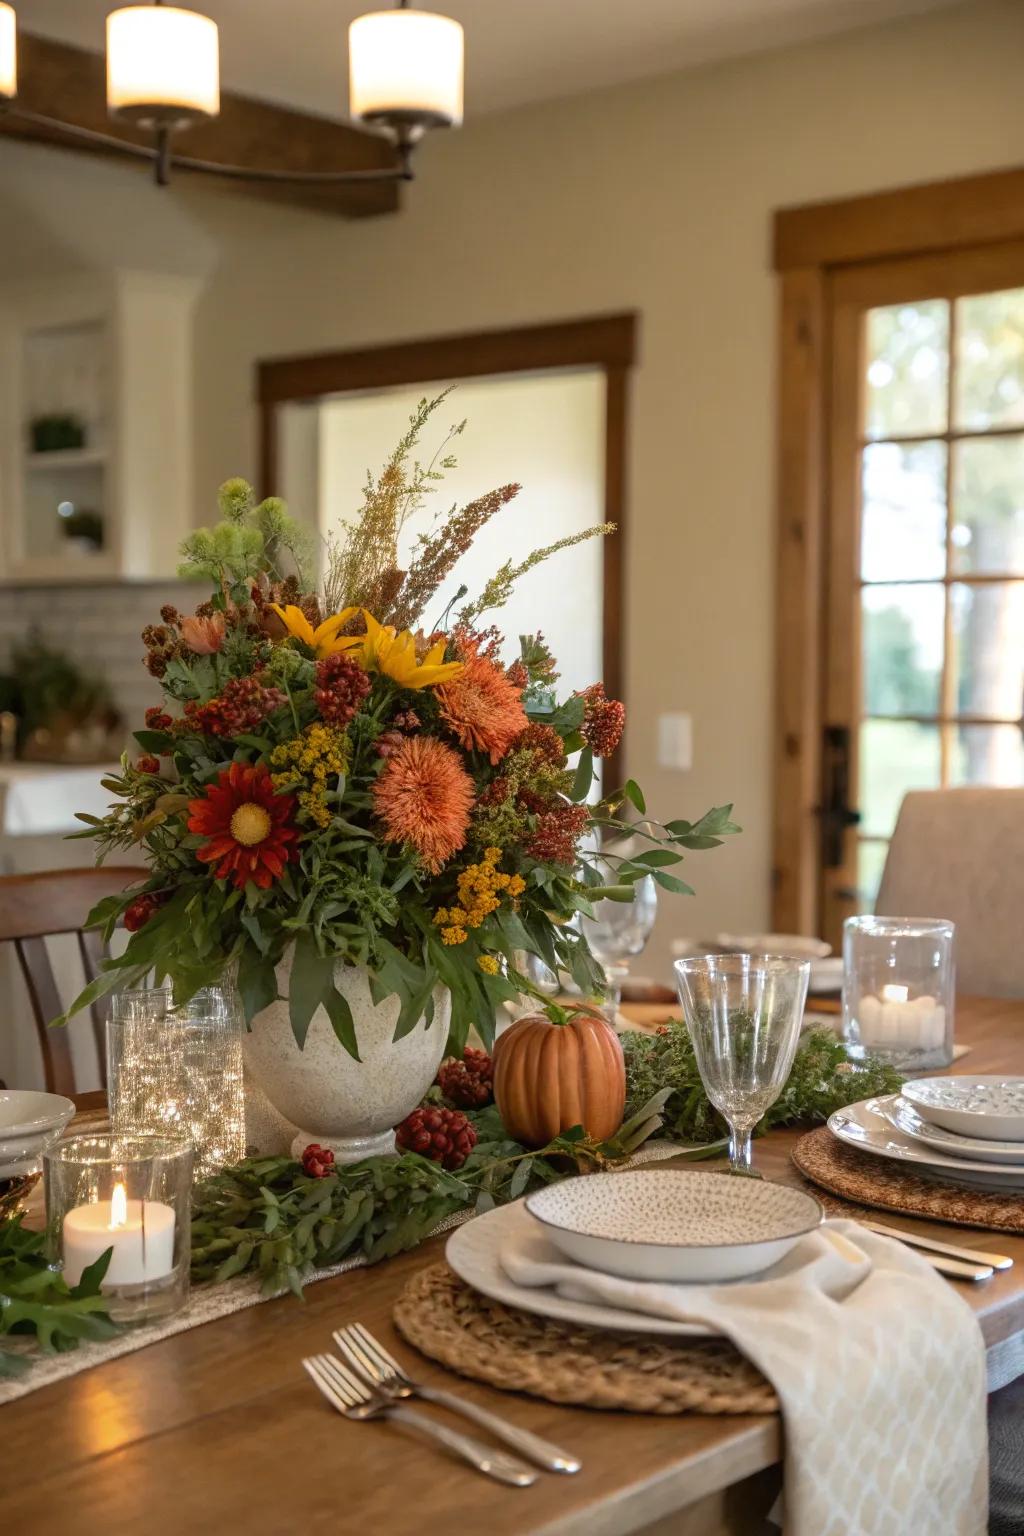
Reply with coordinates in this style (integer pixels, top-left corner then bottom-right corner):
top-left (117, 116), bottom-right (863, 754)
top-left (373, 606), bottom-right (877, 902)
top-left (393, 1262), bottom-right (777, 1416)
top-left (793, 1127), bottom-right (1024, 1234)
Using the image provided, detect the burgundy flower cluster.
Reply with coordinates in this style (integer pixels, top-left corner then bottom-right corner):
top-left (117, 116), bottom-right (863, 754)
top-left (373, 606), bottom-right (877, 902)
top-left (578, 682), bottom-right (625, 759)
top-left (314, 652), bottom-right (371, 727)
top-left (527, 801), bottom-right (590, 864)
top-left (184, 675), bottom-right (287, 738)
top-left (514, 721), bottom-right (567, 768)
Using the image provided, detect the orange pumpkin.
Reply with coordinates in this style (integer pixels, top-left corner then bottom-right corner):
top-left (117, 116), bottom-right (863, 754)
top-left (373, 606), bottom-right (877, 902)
top-left (492, 1006), bottom-right (626, 1148)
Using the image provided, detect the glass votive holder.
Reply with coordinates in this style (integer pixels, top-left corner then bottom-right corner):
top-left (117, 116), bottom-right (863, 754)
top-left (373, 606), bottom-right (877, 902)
top-left (842, 915), bottom-right (955, 1070)
top-left (44, 1134), bottom-right (192, 1325)
top-left (107, 986), bottom-right (245, 1181)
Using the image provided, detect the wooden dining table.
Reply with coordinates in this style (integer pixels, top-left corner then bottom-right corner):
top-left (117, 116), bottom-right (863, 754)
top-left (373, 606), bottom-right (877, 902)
top-left (2, 996), bottom-right (1022, 1536)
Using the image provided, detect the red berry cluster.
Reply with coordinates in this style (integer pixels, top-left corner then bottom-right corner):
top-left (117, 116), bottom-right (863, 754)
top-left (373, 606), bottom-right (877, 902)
top-left (505, 660), bottom-right (529, 690)
top-left (314, 653), bottom-right (371, 726)
top-left (301, 1143), bottom-right (336, 1179)
top-left (391, 709), bottom-right (421, 732)
top-left (578, 683), bottom-right (625, 759)
top-left (527, 801), bottom-right (590, 865)
top-left (185, 676), bottom-right (287, 737)
top-left (436, 1047), bottom-right (493, 1109)
top-left (124, 893), bottom-right (162, 931)
top-left (395, 1106), bottom-right (477, 1170)
top-left (136, 755), bottom-right (161, 775)
top-left (144, 706), bottom-right (173, 732)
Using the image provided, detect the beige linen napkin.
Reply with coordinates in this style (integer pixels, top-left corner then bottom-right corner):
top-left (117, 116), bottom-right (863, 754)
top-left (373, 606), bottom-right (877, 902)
top-left (502, 1218), bottom-right (988, 1536)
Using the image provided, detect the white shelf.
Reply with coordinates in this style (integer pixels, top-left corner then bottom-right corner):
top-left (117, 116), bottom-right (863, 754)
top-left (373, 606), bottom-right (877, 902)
top-left (24, 447), bottom-right (107, 472)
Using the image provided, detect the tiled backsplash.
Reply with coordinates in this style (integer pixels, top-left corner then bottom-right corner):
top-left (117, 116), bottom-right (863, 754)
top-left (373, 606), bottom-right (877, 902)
top-left (0, 582), bottom-right (192, 741)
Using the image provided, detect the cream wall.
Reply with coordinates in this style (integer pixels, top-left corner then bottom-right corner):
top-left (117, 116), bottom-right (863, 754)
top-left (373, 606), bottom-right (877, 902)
top-left (3, 0), bottom-right (1024, 975)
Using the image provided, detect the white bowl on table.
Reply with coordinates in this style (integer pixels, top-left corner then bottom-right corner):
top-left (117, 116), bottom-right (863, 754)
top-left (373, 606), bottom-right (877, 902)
top-left (0, 1088), bottom-right (75, 1170)
top-left (902, 1077), bottom-right (1024, 1143)
top-left (524, 1169), bottom-right (822, 1284)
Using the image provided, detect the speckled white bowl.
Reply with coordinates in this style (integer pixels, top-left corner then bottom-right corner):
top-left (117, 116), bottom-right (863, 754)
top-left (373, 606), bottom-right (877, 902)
top-left (525, 1169), bottom-right (822, 1283)
top-left (902, 1076), bottom-right (1024, 1143)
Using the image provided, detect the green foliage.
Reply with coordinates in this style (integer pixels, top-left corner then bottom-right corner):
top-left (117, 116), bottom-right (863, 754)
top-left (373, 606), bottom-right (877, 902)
top-left (0, 1219), bottom-right (120, 1376)
top-left (622, 1020), bottom-right (905, 1147)
top-left (190, 1094), bottom-right (673, 1297)
top-left (178, 478), bottom-right (313, 596)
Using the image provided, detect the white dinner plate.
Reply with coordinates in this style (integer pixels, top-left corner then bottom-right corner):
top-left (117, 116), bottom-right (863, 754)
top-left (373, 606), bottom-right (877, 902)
top-left (828, 1096), bottom-right (1024, 1192)
top-left (889, 1097), bottom-right (1024, 1166)
top-left (445, 1199), bottom-right (716, 1338)
top-left (902, 1077), bottom-right (1024, 1143)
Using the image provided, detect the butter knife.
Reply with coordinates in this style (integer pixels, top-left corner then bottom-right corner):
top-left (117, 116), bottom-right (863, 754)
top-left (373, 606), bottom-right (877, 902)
top-left (861, 1218), bottom-right (1013, 1272)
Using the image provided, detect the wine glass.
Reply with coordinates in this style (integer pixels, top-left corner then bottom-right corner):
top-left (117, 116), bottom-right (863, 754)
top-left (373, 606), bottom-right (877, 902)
top-left (580, 874), bottom-right (658, 1023)
top-left (673, 954), bottom-right (809, 1173)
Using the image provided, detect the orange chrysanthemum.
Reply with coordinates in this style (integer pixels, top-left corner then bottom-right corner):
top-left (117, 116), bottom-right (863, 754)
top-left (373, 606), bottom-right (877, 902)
top-left (373, 736), bottom-right (474, 873)
top-left (436, 649), bottom-right (528, 766)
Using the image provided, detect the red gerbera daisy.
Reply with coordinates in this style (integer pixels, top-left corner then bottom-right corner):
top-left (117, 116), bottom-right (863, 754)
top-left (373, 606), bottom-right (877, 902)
top-left (188, 762), bottom-right (299, 890)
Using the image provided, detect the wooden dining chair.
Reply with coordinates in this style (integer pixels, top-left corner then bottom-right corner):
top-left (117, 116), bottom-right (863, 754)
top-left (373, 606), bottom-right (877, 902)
top-left (0, 866), bottom-right (143, 1096)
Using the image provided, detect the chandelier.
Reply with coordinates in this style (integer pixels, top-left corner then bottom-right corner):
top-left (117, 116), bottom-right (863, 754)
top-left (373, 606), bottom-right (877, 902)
top-left (0, 0), bottom-right (463, 188)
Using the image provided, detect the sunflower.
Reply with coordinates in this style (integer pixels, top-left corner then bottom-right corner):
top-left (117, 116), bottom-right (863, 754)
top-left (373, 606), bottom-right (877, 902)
top-left (372, 736), bottom-right (474, 873)
top-left (436, 647), bottom-right (528, 765)
top-left (270, 604), bottom-right (362, 658)
top-left (355, 610), bottom-right (464, 690)
top-left (188, 762), bottom-right (299, 890)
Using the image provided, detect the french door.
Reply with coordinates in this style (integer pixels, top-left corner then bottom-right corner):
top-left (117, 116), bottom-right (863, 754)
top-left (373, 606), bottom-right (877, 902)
top-left (821, 243), bottom-right (1024, 944)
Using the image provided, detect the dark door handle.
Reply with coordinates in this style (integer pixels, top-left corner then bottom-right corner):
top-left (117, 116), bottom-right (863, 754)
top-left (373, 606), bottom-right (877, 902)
top-left (819, 724), bottom-right (861, 868)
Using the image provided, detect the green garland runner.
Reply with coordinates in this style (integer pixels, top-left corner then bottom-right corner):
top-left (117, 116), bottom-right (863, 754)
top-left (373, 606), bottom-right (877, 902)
top-left (190, 1096), bottom-right (671, 1297)
top-left (0, 1023), bottom-right (904, 1378)
top-left (191, 1026), bottom-right (902, 1298)
top-left (622, 1022), bottom-right (904, 1146)
top-left (0, 1219), bottom-right (119, 1377)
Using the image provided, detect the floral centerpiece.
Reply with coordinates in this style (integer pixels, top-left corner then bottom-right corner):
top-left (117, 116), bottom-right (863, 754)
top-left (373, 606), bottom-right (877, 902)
top-left (67, 395), bottom-right (737, 1159)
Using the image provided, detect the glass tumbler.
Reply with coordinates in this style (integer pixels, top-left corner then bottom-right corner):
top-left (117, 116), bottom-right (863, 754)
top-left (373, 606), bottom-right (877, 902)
top-left (45, 1133), bottom-right (192, 1324)
top-left (107, 986), bottom-right (245, 1180)
top-left (842, 915), bottom-right (955, 1070)
top-left (674, 954), bottom-right (810, 1173)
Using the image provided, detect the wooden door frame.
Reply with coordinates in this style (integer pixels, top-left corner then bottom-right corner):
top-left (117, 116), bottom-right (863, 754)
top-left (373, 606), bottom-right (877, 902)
top-left (257, 313), bottom-right (637, 757)
top-left (771, 165), bottom-right (1024, 933)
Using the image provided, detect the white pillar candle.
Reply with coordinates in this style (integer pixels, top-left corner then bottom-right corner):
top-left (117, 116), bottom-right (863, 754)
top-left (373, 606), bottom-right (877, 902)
top-left (62, 1182), bottom-right (176, 1287)
top-left (858, 985), bottom-right (945, 1051)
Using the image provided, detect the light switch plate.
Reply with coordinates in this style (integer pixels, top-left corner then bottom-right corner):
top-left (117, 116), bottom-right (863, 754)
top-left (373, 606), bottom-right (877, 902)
top-left (657, 712), bottom-right (693, 771)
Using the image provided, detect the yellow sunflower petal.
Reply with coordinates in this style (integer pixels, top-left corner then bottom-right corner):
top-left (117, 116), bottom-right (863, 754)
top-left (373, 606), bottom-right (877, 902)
top-left (270, 603), bottom-right (316, 649)
top-left (313, 606), bottom-right (362, 657)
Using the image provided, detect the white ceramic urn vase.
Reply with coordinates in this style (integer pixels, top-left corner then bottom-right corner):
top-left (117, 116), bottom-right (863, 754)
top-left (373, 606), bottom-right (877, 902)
top-left (242, 955), bottom-right (449, 1164)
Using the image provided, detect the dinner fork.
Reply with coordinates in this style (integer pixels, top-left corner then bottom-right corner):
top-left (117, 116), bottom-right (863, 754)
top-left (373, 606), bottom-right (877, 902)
top-left (333, 1322), bottom-right (581, 1474)
top-left (302, 1354), bottom-right (536, 1487)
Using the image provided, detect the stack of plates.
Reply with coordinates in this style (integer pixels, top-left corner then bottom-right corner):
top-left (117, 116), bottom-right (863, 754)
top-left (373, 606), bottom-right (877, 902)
top-left (828, 1076), bottom-right (1024, 1194)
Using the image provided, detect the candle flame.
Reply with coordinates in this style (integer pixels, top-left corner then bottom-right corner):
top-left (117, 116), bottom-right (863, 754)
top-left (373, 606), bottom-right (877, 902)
top-left (109, 1181), bottom-right (128, 1231)
top-left (881, 984), bottom-right (909, 1004)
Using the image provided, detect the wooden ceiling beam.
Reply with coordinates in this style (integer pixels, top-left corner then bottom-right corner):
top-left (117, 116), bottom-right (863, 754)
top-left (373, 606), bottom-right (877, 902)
top-left (0, 31), bottom-right (402, 219)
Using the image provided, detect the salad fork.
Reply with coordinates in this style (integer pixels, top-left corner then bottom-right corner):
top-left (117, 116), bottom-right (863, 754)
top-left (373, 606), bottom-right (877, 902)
top-left (333, 1322), bottom-right (581, 1474)
top-left (302, 1353), bottom-right (536, 1487)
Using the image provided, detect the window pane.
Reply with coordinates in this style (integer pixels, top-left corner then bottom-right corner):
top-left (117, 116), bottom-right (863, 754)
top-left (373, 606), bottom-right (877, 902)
top-left (859, 720), bottom-right (942, 838)
top-left (950, 581), bottom-right (1024, 718)
top-left (950, 436), bottom-right (1024, 576)
top-left (950, 724), bottom-right (1024, 787)
top-left (861, 441), bottom-right (946, 581)
top-left (857, 840), bottom-right (890, 910)
top-left (866, 301), bottom-right (949, 440)
top-left (862, 584), bottom-right (944, 716)
top-left (954, 287), bottom-right (1024, 430)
